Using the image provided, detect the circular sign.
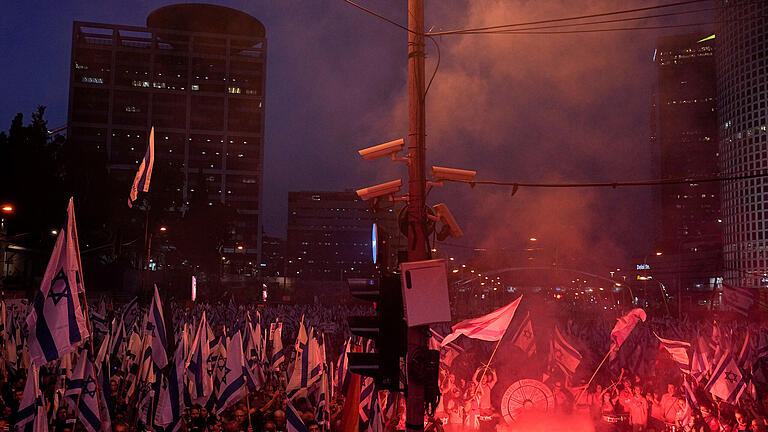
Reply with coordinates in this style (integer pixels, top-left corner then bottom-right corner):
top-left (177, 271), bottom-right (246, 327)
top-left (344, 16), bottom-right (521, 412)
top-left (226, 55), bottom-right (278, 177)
top-left (500, 379), bottom-right (554, 425)
top-left (371, 223), bottom-right (378, 264)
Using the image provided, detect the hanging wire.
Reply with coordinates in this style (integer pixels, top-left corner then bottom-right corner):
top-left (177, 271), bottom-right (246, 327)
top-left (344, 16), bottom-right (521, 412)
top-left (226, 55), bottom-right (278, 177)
top-left (440, 171), bottom-right (768, 190)
top-left (426, 0), bottom-right (712, 36)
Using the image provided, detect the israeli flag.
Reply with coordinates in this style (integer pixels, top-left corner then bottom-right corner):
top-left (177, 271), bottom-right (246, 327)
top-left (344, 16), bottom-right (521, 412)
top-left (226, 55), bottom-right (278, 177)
top-left (16, 365), bottom-right (48, 432)
top-left (287, 321), bottom-right (310, 399)
top-left (128, 126), bottom-right (155, 208)
top-left (155, 346), bottom-right (185, 428)
top-left (146, 285), bottom-right (169, 369)
top-left (271, 322), bottom-right (284, 371)
top-left (286, 400), bottom-right (309, 432)
top-left (186, 311), bottom-right (212, 402)
top-left (65, 353), bottom-right (108, 432)
top-left (216, 331), bottom-right (246, 414)
top-left (243, 321), bottom-right (265, 391)
top-left (27, 198), bottom-right (89, 367)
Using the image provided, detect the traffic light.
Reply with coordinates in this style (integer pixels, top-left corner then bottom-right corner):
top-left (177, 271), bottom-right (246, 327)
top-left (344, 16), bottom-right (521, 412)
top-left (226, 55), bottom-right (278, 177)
top-left (347, 275), bottom-right (406, 391)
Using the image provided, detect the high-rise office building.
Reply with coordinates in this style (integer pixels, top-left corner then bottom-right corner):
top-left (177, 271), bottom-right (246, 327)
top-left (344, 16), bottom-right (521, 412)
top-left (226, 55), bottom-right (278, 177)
top-left (650, 33), bottom-right (721, 293)
top-left (67, 4), bottom-right (265, 262)
top-left (286, 191), bottom-right (386, 281)
top-left (260, 235), bottom-right (286, 277)
top-left (717, 1), bottom-right (768, 288)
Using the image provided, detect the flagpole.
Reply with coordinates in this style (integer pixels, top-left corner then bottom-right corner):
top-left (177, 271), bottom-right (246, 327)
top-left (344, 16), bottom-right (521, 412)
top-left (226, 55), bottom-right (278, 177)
top-left (69, 200), bottom-right (111, 432)
top-left (472, 323), bottom-right (511, 398)
top-left (576, 347), bottom-right (614, 405)
top-left (69, 198), bottom-right (96, 355)
top-left (246, 394), bottom-right (254, 431)
top-left (143, 203), bottom-right (151, 300)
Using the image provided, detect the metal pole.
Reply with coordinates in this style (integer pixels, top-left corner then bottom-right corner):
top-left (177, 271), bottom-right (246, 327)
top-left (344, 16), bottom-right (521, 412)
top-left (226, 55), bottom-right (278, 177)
top-left (406, 0), bottom-right (428, 430)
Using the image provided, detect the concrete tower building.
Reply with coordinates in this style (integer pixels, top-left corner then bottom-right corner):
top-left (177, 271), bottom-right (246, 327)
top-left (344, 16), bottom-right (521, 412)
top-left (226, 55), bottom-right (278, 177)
top-left (67, 4), bottom-right (266, 263)
top-left (717, 1), bottom-right (768, 288)
top-left (648, 33), bottom-right (720, 295)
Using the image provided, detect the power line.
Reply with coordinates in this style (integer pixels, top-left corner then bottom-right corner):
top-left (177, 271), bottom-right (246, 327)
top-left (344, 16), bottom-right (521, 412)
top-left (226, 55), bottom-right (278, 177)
top-left (341, 0), bottom-right (441, 98)
top-left (439, 6), bottom-right (718, 35)
top-left (454, 20), bottom-right (756, 36)
top-left (426, 0), bottom-right (712, 36)
top-left (342, 0), bottom-right (415, 34)
top-left (442, 171), bottom-right (768, 191)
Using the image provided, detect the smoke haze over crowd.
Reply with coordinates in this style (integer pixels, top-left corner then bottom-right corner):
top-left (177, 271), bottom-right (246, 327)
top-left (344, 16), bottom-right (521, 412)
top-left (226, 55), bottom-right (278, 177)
top-left (0, 0), bottom-right (715, 268)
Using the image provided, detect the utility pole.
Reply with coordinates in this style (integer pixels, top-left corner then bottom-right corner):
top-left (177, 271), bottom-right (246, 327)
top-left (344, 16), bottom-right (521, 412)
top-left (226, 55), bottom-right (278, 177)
top-left (406, 0), bottom-right (428, 430)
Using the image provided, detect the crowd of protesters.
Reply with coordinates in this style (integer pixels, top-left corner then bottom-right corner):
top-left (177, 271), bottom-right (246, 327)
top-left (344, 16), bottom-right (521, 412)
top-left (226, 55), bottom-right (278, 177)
top-left (4, 294), bottom-right (768, 432)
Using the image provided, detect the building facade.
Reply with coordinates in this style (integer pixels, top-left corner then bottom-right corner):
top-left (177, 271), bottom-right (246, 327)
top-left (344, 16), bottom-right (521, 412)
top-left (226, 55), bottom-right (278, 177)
top-left (67, 4), bottom-right (265, 263)
top-left (717, 1), bottom-right (768, 288)
top-left (260, 235), bottom-right (286, 277)
top-left (651, 33), bottom-right (721, 293)
top-left (286, 191), bottom-right (380, 281)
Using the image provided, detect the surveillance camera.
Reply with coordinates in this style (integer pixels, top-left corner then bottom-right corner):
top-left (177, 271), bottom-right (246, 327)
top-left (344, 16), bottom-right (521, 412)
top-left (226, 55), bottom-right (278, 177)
top-left (431, 166), bottom-right (476, 182)
top-left (358, 138), bottom-right (405, 161)
top-left (356, 179), bottom-right (402, 200)
top-left (433, 203), bottom-right (463, 239)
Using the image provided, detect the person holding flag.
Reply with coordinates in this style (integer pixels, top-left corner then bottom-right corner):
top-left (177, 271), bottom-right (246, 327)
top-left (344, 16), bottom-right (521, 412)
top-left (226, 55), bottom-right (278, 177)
top-left (441, 296), bottom-right (522, 402)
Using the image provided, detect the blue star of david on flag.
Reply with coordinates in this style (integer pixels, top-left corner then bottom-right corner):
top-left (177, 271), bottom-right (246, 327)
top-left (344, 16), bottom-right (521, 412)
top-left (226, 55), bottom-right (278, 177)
top-left (83, 376), bottom-right (98, 398)
top-left (27, 198), bottom-right (90, 367)
top-left (48, 269), bottom-right (71, 305)
top-left (220, 365), bottom-right (233, 384)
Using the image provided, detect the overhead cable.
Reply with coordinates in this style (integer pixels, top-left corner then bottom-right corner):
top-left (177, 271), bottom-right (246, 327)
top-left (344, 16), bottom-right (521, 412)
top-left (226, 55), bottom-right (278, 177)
top-left (426, 0), bottom-right (712, 36)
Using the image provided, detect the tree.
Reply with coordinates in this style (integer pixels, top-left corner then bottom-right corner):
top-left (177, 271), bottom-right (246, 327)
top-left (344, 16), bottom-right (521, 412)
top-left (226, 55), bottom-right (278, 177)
top-left (0, 107), bottom-right (67, 237)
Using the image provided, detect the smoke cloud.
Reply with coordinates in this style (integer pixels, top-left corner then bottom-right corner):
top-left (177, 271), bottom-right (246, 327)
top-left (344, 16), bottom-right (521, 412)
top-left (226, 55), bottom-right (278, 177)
top-left (1, 0), bottom-right (714, 270)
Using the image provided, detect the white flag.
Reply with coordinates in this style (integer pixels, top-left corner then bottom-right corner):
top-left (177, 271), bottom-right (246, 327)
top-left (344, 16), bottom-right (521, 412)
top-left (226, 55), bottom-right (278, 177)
top-left (16, 365), bottom-right (48, 432)
top-left (65, 353), bottom-right (108, 432)
top-left (146, 285), bottom-right (168, 369)
top-left (442, 296), bottom-right (522, 346)
top-left (551, 326), bottom-right (582, 374)
top-left (705, 354), bottom-right (746, 404)
top-left (155, 346), bottom-right (185, 428)
top-left (216, 331), bottom-right (246, 414)
top-left (27, 198), bottom-right (89, 367)
top-left (186, 311), bottom-right (213, 402)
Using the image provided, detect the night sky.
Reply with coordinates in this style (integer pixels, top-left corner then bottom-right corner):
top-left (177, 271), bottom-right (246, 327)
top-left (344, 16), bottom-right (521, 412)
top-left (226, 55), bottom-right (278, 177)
top-left (0, 0), bottom-right (714, 268)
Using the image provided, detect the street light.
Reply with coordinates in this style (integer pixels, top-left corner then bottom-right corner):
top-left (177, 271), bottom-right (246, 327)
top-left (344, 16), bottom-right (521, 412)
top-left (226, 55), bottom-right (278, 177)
top-left (237, 245), bottom-right (244, 251)
top-left (1, 204), bottom-right (13, 214)
top-left (655, 251), bottom-right (663, 256)
top-left (159, 226), bottom-right (167, 232)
